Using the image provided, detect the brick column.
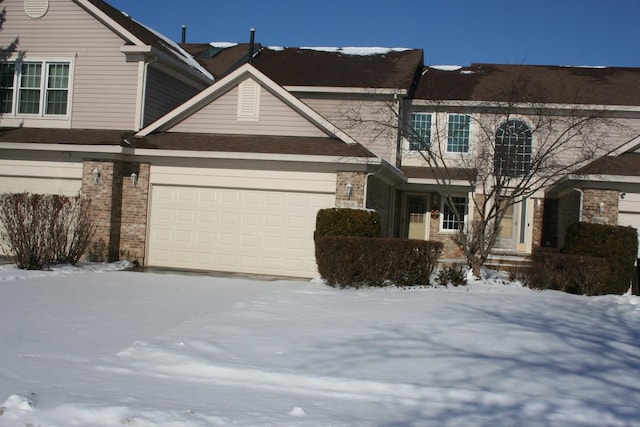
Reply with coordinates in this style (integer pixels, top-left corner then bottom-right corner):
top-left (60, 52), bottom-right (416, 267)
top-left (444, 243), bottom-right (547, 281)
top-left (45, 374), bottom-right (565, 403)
top-left (335, 171), bottom-right (366, 208)
top-left (582, 189), bottom-right (619, 225)
top-left (82, 160), bottom-right (122, 262)
top-left (119, 162), bottom-right (149, 264)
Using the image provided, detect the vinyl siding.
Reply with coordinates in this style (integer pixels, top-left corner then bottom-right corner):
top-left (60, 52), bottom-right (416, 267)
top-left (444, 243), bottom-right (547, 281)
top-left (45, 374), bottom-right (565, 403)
top-left (144, 66), bottom-right (201, 127)
top-left (302, 96), bottom-right (396, 162)
top-left (170, 82), bottom-right (326, 137)
top-left (1, 0), bottom-right (139, 129)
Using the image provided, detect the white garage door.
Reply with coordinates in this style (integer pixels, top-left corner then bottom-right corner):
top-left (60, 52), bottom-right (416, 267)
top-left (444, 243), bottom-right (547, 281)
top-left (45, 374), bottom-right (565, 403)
top-left (619, 193), bottom-right (640, 258)
top-left (148, 185), bottom-right (334, 278)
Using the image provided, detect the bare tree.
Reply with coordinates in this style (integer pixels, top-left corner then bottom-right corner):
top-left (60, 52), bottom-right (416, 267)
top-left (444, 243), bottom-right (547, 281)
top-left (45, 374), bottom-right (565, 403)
top-left (344, 68), bottom-right (621, 277)
top-left (0, 0), bottom-right (19, 61)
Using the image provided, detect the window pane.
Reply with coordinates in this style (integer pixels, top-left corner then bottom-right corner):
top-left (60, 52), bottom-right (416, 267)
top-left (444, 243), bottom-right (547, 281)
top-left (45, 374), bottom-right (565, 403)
top-left (447, 114), bottom-right (470, 153)
top-left (45, 63), bottom-right (69, 115)
top-left (442, 196), bottom-right (467, 230)
top-left (0, 63), bottom-right (15, 113)
top-left (18, 89), bottom-right (40, 114)
top-left (409, 113), bottom-right (431, 151)
top-left (20, 63), bottom-right (41, 88)
top-left (47, 63), bottom-right (69, 89)
top-left (494, 120), bottom-right (532, 177)
top-left (45, 90), bottom-right (68, 115)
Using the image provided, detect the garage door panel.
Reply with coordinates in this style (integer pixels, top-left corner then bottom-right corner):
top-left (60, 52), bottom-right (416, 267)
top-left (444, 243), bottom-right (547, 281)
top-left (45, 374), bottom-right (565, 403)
top-left (148, 185), bottom-right (334, 277)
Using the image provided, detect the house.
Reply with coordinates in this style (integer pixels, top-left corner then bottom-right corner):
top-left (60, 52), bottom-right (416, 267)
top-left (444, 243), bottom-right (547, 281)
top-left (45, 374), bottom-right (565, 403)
top-left (1, 0), bottom-right (639, 279)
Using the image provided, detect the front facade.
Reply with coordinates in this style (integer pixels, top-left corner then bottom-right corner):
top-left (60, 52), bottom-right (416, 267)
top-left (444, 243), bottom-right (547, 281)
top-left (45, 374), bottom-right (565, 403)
top-left (1, 0), bottom-right (639, 277)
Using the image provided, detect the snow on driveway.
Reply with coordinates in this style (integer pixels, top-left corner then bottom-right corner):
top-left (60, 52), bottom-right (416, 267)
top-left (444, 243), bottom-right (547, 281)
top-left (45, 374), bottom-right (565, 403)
top-left (0, 263), bottom-right (639, 426)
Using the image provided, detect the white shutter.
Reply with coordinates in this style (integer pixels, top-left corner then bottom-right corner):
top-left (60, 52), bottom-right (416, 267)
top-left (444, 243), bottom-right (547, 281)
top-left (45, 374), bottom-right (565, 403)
top-left (236, 78), bottom-right (260, 121)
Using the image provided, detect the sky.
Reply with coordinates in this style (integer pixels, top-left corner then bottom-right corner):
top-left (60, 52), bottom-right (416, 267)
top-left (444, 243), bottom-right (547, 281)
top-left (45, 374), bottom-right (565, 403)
top-left (105, 0), bottom-right (640, 68)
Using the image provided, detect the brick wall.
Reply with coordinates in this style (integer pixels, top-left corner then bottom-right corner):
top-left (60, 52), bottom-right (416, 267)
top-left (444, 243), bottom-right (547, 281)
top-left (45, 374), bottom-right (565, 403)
top-left (582, 188), bottom-right (619, 225)
top-left (335, 171), bottom-right (366, 208)
top-left (82, 160), bottom-right (149, 264)
top-left (531, 198), bottom-right (543, 248)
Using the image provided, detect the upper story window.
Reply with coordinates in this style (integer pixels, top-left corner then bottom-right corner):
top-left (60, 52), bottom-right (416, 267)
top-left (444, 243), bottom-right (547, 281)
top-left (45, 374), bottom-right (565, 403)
top-left (447, 114), bottom-right (471, 153)
top-left (0, 60), bottom-right (70, 116)
top-left (442, 195), bottom-right (467, 231)
top-left (408, 112), bottom-right (432, 151)
top-left (494, 119), bottom-right (533, 177)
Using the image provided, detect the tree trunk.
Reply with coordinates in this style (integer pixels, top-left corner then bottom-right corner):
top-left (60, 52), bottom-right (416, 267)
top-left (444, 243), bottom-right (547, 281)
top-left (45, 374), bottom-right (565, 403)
top-left (471, 257), bottom-right (483, 279)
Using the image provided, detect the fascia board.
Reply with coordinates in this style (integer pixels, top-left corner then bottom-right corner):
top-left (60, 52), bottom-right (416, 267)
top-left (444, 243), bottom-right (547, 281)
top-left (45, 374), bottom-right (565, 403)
top-left (0, 142), bottom-right (132, 154)
top-left (74, 0), bottom-right (146, 46)
top-left (132, 147), bottom-right (379, 164)
top-left (609, 134), bottom-right (640, 156)
top-left (410, 99), bottom-right (640, 113)
top-left (406, 177), bottom-right (470, 187)
top-left (566, 173), bottom-right (640, 184)
top-left (285, 86), bottom-right (407, 95)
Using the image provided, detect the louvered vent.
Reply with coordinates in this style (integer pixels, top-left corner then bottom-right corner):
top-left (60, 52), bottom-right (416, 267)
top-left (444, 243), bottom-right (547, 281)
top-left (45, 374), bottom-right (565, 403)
top-left (237, 78), bottom-right (261, 121)
top-left (24, 0), bottom-right (49, 18)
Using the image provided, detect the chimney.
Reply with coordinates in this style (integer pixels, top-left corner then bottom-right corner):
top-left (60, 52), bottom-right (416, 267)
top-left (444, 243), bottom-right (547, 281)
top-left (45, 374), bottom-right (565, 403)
top-left (248, 28), bottom-right (255, 63)
top-left (181, 25), bottom-right (187, 43)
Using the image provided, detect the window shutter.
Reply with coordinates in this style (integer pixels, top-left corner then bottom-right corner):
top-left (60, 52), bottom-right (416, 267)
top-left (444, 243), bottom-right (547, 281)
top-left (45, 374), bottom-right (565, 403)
top-left (237, 79), bottom-right (260, 121)
top-left (24, 0), bottom-right (49, 18)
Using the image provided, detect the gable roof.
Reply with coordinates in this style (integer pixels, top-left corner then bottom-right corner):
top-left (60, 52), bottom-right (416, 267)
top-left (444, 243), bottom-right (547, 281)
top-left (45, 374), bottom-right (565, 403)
top-left (252, 47), bottom-right (423, 92)
top-left (414, 64), bottom-right (640, 106)
top-left (575, 152), bottom-right (640, 177)
top-left (137, 63), bottom-right (359, 145)
top-left (179, 43), bottom-right (258, 80)
top-left (76, 0), bottom-right (213, 82)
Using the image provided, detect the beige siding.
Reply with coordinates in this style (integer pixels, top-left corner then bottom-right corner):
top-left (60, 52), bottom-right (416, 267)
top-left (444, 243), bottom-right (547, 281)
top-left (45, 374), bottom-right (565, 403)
top-left (1, 0), bottom-right (140, 129)
top-left (144, 66), bottom-right (201, 127)
top-left (170, 83), bottom-right (326, 137)
top-left (302, 96), bottom-right (397, 162)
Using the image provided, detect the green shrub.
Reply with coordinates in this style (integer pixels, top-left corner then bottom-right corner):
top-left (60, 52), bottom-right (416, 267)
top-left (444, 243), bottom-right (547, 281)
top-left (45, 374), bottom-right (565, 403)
top-left (315, 208), bottom-right (380, 238)
top-left (525, 247), bottom-right (609, 295)
top-left (0, 192), bottom-right (95, 270)
top-left (563, 222), bottom-right (638, 295)
top-left (315, 236), bottom-right (443, 288)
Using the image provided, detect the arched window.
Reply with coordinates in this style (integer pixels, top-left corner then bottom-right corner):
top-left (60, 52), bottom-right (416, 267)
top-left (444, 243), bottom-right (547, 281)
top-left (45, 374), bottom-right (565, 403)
top-left (494, 119), bottom-right (532, 177)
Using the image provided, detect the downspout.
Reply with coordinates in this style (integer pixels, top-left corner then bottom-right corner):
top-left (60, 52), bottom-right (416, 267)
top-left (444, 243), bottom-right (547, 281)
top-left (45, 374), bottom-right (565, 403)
top-left (574, 188), bottom-right (584, 222)
top-left (136, 55), bottom-right (158, 131)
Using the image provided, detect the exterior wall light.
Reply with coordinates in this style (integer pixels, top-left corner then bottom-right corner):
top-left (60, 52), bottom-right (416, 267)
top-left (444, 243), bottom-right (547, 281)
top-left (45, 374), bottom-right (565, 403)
top-left (131, 172), bottom-right (138, 187)
top-left (92, 168), bottom-right (100, 184)
top-left (598, 202), bottom-right (605, 215)
top-left (346, 182), bottom-right (353, 200)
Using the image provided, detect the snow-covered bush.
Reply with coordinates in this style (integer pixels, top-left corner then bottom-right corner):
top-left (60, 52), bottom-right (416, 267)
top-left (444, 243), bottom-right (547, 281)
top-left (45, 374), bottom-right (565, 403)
top-left (0, 192), bottom-right (95, 269)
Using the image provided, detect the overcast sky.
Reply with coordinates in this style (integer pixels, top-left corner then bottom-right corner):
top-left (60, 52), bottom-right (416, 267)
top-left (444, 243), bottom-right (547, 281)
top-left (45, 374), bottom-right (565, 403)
top-left (106, 0), bottom-right (640, 68)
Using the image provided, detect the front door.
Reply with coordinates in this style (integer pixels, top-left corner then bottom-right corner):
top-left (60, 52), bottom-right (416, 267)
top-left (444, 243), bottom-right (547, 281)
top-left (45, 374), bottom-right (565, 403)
top-left (495, 199), bottom-right (517, 251)
top-left (407, 195), bottom-right (429, 240)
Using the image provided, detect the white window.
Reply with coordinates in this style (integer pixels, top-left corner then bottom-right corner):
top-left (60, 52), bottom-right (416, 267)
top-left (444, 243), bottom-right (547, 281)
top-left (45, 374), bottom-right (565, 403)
top-left (237, 78), bottom-right (260, 121)
top-left (447, 114), bottom-right (471, 153)
top-left (408, 112), bottom-right (432, 151)
top-left (0, 60), bottom-right (70, 117)
top-left (441, 195), bottom-right (467, 231)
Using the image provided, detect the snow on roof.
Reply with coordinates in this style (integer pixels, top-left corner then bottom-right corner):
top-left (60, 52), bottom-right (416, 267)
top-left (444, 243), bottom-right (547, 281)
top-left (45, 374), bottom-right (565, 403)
top-left (429, 65), bottom-right (463, 71)
top-left (300, 46), bottom-right (411, 56)
top-left (133, 18), bottom-right (214, 81)
top-left (266, 46), bottom-right (285, 51)
top-left (209, 42), bottom-right (239, 48)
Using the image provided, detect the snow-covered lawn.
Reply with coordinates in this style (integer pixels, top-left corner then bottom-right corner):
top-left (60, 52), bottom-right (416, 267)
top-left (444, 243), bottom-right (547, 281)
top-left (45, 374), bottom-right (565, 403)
top-left (0, 263), bottom-right (639, 426)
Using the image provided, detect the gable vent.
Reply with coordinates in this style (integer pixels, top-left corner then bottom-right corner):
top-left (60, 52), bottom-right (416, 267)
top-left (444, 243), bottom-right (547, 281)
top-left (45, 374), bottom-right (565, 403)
top-left (237, 78), bottom-right (261, 121)
top-left (24, 0), bottom-right (49, 18)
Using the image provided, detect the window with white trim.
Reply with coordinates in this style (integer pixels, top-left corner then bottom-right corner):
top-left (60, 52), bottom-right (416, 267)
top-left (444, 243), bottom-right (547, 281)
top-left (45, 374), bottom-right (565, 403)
top-left (408, 112), bottom-right (432, 151)
top-left (447, 114), bottom-right (470, 153)
top-left (442, 195), bottom-right (467, 231)
top-left (0, 60), bottom-right (70, 116)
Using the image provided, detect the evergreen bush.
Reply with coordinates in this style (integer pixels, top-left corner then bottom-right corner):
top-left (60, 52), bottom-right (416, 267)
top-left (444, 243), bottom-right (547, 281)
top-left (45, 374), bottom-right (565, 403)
top-left (315, 208), bottom-right (380, 238)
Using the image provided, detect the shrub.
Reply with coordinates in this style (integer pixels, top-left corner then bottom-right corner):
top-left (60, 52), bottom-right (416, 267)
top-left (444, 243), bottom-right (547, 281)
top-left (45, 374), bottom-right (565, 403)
top-left (315, 208), bottom-right (380, 238)
top-left (525, 247), bottom-right (610, 295)
top-left (436, 264), bottom-right (468, 287)
top-left (563, 222), bottom-right (638, 295)
top-left (315, 236), bottom-right (443, 288)
top-left (0, 192), bottom-right (95, 269)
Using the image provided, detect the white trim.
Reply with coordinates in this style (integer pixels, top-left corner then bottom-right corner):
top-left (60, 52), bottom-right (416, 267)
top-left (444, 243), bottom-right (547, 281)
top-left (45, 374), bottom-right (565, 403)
top-left (608, 134), bottom-right (640, 156)
top-left (74, 0), bottom-right (146, 46)
top-left (136, 64), bottom-right (360, 145)
top-left (567, 173), bottom-right (640, 184)
top-left (445, 113), bottom-right (472, 154)
top-left (285, 86), bottom-right (407, 95)
top-left (410, 99), bottom-right (640, 113)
